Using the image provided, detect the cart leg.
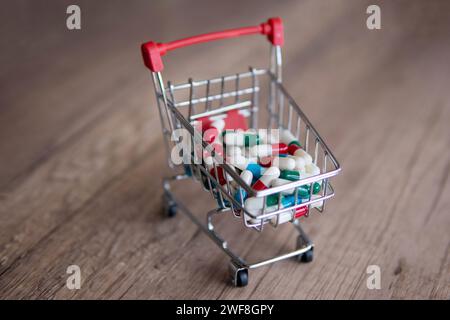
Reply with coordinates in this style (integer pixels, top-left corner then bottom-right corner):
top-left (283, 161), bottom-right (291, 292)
top-left (162, 174), bottom-right (189, 218)
top-left (229, 260), bottom-right (249, 287)
top-left (162, 192), bottom-right (177, 218)
top-left (294, 221), bottom-right (314, 263)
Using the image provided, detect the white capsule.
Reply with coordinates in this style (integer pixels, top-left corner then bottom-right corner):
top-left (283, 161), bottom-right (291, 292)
top-left (252, 166), bottom-right (280, 190)
top-left (226, 146), bottom-right (242, 156)
top-left (245, 197), bottom-right (264, 211)
top-left (293, 149), bottom-right (313, 165)
top-left (305, 163), bottom-right (320, 176)
top-left (227, 155), bottom-right (259, 171)
top-left (250, 144), bottom-right (272, 157)
top-left (274, 157), bottom-right (296, 170)
top-left (270, 196), bottom-right (320, 226)
top-left (310, 194), bottom-right (324, 209)
top-left (288, 155), bottom-right (306, 171)
top-left (224, 132), bottom-right (245, 146)
top-left (224, 131), bottom-right (258, 146)
top-left (271, 210), bottom-right (294, 225)
top-left (240, 170), bottom-right (253, 186)
top-left (271, 178), bottom-right (295, 195)
top-left (244, 199), bottom-right (279, 223)
top-left (258, 129), bottom-right (280, 144)
top-left (227, 154), bottom-right (249, 170)
top-left (280, 129), bottom-right (297, 145)
top-left (203, 155), bottom-right (214, 168)
top-left (244, 198), bottom-right (278, 213)
top-left (244, 209), bottom-right (272, 224)
top-left (210, 119), bottom-right (225, 132)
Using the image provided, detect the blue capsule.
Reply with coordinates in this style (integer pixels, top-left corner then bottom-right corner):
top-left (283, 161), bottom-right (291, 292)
top-left (246, 163), bottom-right (264, 180)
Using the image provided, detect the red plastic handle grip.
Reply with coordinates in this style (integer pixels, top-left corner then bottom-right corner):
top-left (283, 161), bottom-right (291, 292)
top-left (141, 17), bottom-right (283, 72)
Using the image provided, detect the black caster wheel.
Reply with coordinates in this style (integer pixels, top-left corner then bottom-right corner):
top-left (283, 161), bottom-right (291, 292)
top-left (298, 248), bottom-right (314, 263)
top-left (165, 203), bottom-right (177, 218)
top-left (235, 269), bottom-right (248, 287)
top-left (162, 194), bottom-right (177, 218)
top-left (230, 262), bottom-right (249, 287)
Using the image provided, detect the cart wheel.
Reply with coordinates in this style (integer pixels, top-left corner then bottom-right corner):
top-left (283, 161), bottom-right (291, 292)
top-left (298, 248), bottom-right (314, 263)
top-left (162, 194), bottom-right (177, 218)
top-left (165, 203), bottom-right (177, 218)
top-left (235, 269), bottom-right (248, 287)
top-left (229, 262), bottom-right (249, 287)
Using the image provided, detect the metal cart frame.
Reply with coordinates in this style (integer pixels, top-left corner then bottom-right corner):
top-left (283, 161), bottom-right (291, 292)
top-left (141, 17), bottom-right (341, 287)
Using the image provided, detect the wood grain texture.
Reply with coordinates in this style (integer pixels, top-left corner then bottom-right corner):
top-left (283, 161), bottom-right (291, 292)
top-left (0, 0), bottom-right (449, 299)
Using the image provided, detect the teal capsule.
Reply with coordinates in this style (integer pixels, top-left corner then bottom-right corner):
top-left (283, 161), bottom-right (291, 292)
top-left (244, 134), bottom-right (260, 147)
top-left (279, 170), bottom-right (301, 181)
top-left (266, 194), bottom-right (280, 206)
top-left (279, 170), bottom-right (322, 195)
top-left (222, 130), bottom-right (260, 147)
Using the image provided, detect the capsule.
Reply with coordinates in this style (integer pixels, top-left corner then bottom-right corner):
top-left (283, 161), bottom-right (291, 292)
top-left (233, 170), bottom-right (253, 203)
top-left (258, 156), bottom-right (296, 170)
top-left (203, 119), bottom-right (225, 143)
top-left (245, 192), bottom-right (308, 214)
top-left (310, 194), bottom-right (324, 209)
top-left (252, 167), bottom-right (280, 191)
top-left (227, 155), bottom-right (265, 180)
top-left (203, 142), bottom-right (224, 168)
top-left (257, 129), bottom-right (280, 144)
top-left (272, 179), bottom-right (314, 199)
top-left (293, 149), bottom-right (313, 165)
top-left (294, 205), bottom-right (309, 219)
top-left (225, 146), bottom-right (242, 157)
top-left (271, 178), bottom-right (296, 195)
top-left (287, 143), bottom-right (301, 155)
top-left (305, 163), bottom-right (320, 176)
top-left (271, 205), bottom-right (309, 225)
top-left (280, 129), bottom-right (301, 147)
top-left (249, 143), bottom-right (288, 157)
top-left (269, 194), bottom-right (322, 226)
top-left (223, 131), bottom-right (260, 147)
top-left (209, 167), bottom-right (225, 185)
top-left (277, 172), bottom-right (322, 194)
top-left (244, 194), bottom-right (282, 212)
top-left (279, 170), bottom-right (303, 181)
top-left (287, 155), bottom-right (306, 171)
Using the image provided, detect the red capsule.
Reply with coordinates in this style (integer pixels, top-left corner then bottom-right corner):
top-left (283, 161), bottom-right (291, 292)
top-left (209, 167), bottom-right (226, 185)
top-left (294, 205), bottom-right (308, 219)
top-left (259, 156), bottom-right (272, 167)
top-left (288, 143), bottom-right (302, 155)
top-left (203, 119), bottom-right (225, 143)
top-left (274, 143), bottom-right (289, 154)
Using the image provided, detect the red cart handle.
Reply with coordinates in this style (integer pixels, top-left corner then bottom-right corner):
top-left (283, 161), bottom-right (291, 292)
top-left (141, 17), bottom-right (283, 72)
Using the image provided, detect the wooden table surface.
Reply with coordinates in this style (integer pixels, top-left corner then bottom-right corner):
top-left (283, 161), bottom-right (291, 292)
top-left (1, 0), bottom-right (449, 299)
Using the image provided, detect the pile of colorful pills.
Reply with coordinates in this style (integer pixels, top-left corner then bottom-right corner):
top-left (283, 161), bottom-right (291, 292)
top-left (201, 123), bottom-right (323, 225)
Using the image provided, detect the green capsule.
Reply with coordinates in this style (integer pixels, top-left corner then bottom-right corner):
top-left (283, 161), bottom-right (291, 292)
top-left (222, 131), bottom-right (260, 147)
top-left (280, 170), bottom-right (301, 181)
top-left (244, 134), bottom-right (260, 147)
top-left (266, 194), bottom-right (281, 206)
top-left (312, 182), bottom-right (321, 194)
top-left (296, 186), bottom-right (310, 198)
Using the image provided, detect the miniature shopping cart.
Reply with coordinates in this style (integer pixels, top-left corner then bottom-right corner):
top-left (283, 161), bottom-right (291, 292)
top-left (141, 17), bottom-right (341, 287)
